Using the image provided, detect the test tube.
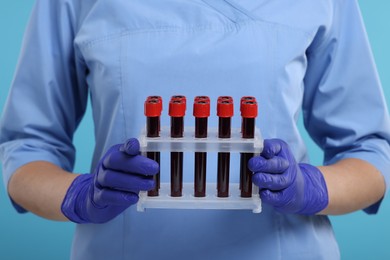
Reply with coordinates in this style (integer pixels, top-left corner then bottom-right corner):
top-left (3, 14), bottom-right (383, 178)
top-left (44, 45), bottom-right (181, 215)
top-left (169, 96), bottom-right (186, 197)
top-left (240, 97), bottom-right (256, 131)
top-left (240, 98), bottom-right (258, 197)
top-left (144, 96), bottom-right (162, 196)
top-left (239, 96), bottom-right (256, 191)
top-left (147, 96), bottom-right (163, 134)
top-left (217, 96), bottom-right (234, 198)
top-left (193, 96), bottom-right (210, 197)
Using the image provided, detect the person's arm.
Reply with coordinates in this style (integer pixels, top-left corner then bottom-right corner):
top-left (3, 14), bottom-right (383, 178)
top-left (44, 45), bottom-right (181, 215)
top-left (301, 0), bottom-right (390, 215)
top-left (8, 139), bottom-right (159, 224)
top-left (318, 158), bottom-right (385, 215)
top-left (248, 0), bottom-right (390, 216)
top-left (248, 140), bottom-right (387, 216)
top-left (8, 161), bottom-right (77, 221)
top-left (0, 0), bottom-right (88, 215)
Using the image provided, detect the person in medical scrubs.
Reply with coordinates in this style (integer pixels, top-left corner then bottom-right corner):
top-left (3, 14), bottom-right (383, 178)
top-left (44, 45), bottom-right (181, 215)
top-left (1, 0), bottom-right (389, 259)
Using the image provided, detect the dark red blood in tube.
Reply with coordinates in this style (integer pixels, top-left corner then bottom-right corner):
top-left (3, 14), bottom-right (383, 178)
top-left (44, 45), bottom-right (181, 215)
top-left (144, 97), bottom-right (163, 196)
top-left (169, 96), bottom-right (186, 197)
top-left (240, 99), bottom-right (258, 198)
top-left (147, 96), bottom-right (162, 133)
top-left (193, 97), bottom-right (210, 197)
top-left (217, 97), bottom-right (233, 198)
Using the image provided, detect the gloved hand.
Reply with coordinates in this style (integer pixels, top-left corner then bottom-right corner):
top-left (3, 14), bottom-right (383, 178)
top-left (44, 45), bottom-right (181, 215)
top-left (61, 138), bottom-right (159, 223)
top-left (248, 139), bottom-right (328, 215)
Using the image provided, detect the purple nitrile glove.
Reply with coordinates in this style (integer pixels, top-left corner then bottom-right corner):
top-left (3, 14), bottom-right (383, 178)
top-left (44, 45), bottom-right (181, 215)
top-left (61, 138), bottom-right (159, 224)
top-left (248, 139), bottom-right (328, 215)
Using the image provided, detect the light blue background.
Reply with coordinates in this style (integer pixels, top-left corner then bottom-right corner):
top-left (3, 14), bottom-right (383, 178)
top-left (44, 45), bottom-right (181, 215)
top-left (0, 1), bottom-right (389, 259)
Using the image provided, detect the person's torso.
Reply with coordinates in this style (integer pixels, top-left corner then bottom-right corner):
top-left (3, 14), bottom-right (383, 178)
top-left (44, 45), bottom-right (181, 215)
top-left (71, 0), bottom-right (339, 259)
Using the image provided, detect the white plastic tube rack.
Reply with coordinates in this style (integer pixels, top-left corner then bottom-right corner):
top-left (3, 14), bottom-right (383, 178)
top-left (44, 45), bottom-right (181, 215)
top-left (137, 126), bottom-right (263, 213)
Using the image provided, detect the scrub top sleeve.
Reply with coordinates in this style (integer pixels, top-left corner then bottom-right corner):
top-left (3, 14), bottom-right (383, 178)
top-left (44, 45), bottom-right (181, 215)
top-left (302, 0), bottom-right (390, 214)
top-left (0, 0), bottom-right (88, 212)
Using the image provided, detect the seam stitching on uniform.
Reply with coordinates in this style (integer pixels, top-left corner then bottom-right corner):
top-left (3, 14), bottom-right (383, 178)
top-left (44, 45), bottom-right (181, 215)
top-left (78, 22), bottom-right (252, 49)
top-left (78, 20), bottom-right (312, 51)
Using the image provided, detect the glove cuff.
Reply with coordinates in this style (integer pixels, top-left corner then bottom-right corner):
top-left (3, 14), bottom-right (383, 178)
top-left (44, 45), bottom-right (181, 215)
top-left (61, 174), bottom-right (93, 224)
top-left (298, 163), bottom-right (329, 215)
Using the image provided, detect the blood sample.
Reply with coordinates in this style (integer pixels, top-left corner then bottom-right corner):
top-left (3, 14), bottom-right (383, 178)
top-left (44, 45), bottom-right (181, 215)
top-left (193, 96), bottom-right (210, 197)
top-left (144, 96), bottom-right (162, 196)
top-left (169, 96), bottom-right (186, 197)
top-left (239, 97), bottom-right (255, 191)
top-left (240, 97), bottom-right (256, 131)
top-left (217, 96), bottom-right (234, 198)
top-left (147, 96), bottom-right (163, 134)
top-left (240, 98), bottom-right (258, 197)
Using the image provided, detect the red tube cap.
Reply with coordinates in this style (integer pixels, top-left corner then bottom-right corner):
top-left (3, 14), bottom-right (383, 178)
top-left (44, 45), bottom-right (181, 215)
top-left (218, 96), bottom-right (233, 103)
top-left (169, 99), bottom-right (186, 117)
top-left (217, 97), bottom-right (234, 118)
top-left (171, 95), bottom-right (187, 105)
top-left (195, 96), bottom-right (210, 103)
top-left (146, 96), bottom-right (162, 113)
top-left (240, 96), bottom-right (256, 111)
top-left (147, 96), bottom-right (162, 102)
top-left (144, 97), bottom-right (162, 117)
top-left (241, 100), bottom-right (258, 118)
top-left (193, 100), bottom-right (210, 118)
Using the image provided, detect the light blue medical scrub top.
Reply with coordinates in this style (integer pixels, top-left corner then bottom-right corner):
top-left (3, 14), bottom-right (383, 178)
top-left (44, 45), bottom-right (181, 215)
top-left (1, 0), bottom-right (390, 259)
